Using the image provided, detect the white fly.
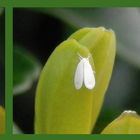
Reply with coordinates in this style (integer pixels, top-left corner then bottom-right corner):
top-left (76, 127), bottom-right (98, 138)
top-left (74, 54), bottom-right (95, 90)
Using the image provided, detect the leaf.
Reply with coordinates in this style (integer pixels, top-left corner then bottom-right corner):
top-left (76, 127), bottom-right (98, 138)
top-left (0, 8), bottom-right (4, 15)
top-left (101, 110), bottom-right (140, 134)
top-left (35, 27), bottom-right (116, 134)
top-left (35, 8), bottom-right (140, 68)
top-left (13, 46), bottom-right (41, 95)
top-left (0, 106), bottom-right (5, 134)
top-left (13, 123), bottom-right (23, 134)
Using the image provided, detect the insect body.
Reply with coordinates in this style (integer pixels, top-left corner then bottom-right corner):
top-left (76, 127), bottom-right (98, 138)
top-left (74, 55), bottom-right (95, 90)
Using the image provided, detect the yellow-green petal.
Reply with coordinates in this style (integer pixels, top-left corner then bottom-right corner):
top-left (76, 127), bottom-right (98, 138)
top-left (35, 27), bottom-right (116, 134)
top-left (0, 106), bottom-right (5, 134)
top-left (69, 27), bottom-right (116, 130)
top-left (101, 110), bottom-right (140, 134)
top-left (35, 39), bottom-right (95, 134)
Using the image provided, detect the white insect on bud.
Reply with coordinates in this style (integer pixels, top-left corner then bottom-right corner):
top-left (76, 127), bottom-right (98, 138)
top-left (74, 54), bottom-right (95, 90)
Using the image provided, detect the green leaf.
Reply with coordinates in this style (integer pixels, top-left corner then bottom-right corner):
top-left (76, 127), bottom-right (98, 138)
top-left (13, 123), bottom-right (23, 134)
top-left (35, 8), bottom-right (140, 68)
top-left (35, 27), bottom-right (116, 134)
top-left (101, 110), bottom-right (140, 134)
top-left (0, 8), bottom-right (4, 15)
top-left (13, 46), bottom-right (41, 95)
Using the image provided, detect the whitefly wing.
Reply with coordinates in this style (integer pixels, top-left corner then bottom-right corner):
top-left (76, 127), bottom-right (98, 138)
top-left (84, 59), bottom-right (95, 90)
top-left (74, 59), bottom-right (84, 90)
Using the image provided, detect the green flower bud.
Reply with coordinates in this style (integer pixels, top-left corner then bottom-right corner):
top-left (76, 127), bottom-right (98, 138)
top-left (101, 110), bottom-right (140, 134)
top-left (69, 27), bottom-right (116, 130)
top-left (35, 27), bottom-right (116, 134)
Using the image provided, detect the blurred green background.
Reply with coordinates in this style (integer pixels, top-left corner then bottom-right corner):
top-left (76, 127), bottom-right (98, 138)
top-left (0, 8), bottom-right (5, 108)
top-left (13, 8), bottom-right (140, 134)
